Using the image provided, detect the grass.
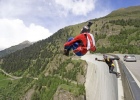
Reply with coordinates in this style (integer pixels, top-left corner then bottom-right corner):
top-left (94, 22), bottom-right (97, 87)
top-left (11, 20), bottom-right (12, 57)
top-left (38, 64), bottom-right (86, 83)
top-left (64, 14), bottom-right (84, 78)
top-left (0, 72), bottom-right (11, 88)
top-left (59, 84), bottom-right (84, 96)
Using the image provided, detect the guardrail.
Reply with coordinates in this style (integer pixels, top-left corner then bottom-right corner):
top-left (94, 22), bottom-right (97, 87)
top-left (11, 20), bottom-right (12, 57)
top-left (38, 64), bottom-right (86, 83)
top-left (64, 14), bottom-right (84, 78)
top-left (110, 54), bottom-right (140, 100)
top-left (117, 61), bottom-right (134, 100)
top-left (118, 61), bottom-right (140, 100)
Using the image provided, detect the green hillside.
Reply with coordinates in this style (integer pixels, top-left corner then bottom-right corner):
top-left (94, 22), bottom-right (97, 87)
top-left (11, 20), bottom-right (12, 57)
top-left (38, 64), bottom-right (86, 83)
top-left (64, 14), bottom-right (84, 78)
top-left (0, 5), bottom-right (140, 100)
top-left (0, 27), bottom-right (87, 99)
top-left (0, 40), bottom-right (32, 57)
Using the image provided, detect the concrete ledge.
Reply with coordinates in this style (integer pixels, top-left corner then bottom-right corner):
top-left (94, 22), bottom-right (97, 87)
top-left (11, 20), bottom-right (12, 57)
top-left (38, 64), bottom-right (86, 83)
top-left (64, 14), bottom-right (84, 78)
top-left (81, 54), bottom-right (118, 100)
top-left (114, 60), bottom-right (124, 100)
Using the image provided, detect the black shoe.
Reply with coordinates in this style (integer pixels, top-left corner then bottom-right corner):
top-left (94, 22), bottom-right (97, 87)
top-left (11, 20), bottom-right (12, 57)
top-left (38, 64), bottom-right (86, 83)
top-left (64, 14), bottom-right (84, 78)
top-left (64, 49), bottom-right (69, 56)
top-left (109, 70), bottom-right (112, 73)
top-left (116, 73), bottom-right (121, 78)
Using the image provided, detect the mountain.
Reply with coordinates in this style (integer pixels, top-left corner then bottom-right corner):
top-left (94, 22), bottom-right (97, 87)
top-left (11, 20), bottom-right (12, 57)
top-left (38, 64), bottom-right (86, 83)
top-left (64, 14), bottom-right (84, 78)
top-left (0, 6), bottom-right (140, 100)
top-left (0, 40), bottom-right (33, 57)
top-left (107, 6), bottom-right (140, 18)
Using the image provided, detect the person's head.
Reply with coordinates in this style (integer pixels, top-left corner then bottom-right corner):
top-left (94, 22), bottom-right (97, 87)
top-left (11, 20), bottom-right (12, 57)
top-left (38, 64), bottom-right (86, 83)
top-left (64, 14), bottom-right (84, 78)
top-left (103, 54), bottom-right (107, 59)
top-left (81, 21), bottom-right (93, 33)
top-left (81, 26), bottom-right (90, 33)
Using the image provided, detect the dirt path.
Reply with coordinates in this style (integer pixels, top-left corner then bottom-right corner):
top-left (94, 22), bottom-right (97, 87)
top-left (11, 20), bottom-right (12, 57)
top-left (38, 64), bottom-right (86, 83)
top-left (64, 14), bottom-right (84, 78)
top-left (0, 68), bottom-right (38, 80)
top-left (0, 68), bottom-right (22, 79)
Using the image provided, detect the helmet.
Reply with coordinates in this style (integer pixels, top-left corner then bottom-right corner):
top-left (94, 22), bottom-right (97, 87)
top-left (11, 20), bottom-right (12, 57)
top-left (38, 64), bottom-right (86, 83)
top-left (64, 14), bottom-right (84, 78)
top-left (81, 26), bottom-right (90, 33)
top-left (80, 21), bottom-right (93, 33)
top-left (103, 54), bottom-right (107, 58)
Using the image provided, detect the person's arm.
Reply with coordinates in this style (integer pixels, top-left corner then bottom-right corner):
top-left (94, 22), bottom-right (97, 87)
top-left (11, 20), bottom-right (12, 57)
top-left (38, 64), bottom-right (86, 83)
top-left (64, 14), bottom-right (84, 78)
top-left (73, 46), bottom-right (87, 53)
top-left (109, 57), bottom-right (120, 60)
top-left (95, 58), bottom-right (105, 62)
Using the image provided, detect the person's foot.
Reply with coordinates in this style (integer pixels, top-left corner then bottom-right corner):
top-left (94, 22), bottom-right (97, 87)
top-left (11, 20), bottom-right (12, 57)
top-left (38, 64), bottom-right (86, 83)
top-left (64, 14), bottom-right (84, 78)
top-left (64, 49), bottom-right (69, 56)
top-left (109, 70), bottom-right (112, 73)
top-left (116, 73), bottom-right (121, 78)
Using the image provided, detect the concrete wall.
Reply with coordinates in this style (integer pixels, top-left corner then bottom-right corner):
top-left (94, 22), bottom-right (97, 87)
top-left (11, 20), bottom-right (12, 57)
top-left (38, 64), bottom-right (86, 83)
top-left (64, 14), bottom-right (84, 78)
top-left (81, 54), bottom-right (118, 100)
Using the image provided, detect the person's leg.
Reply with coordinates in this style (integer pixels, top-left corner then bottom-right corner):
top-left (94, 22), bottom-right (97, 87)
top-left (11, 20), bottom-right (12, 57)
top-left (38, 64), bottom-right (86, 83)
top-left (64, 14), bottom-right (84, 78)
top-left (109, 65), bottom-right (120, 78)
top-left (66, 37), bottom-right (74, 50)
top-left (64, 34), bottom-right (86, 47)
top-left (64, 37), bottom-right (81, 56)
top-left (65, 37), bottom-right (79, 50)
top-left (109, 66), bottom-right (116, 74)
top-left (64, 37), bottom-right (74, 56)
top-left (109, 66), bottom-right (112, 73)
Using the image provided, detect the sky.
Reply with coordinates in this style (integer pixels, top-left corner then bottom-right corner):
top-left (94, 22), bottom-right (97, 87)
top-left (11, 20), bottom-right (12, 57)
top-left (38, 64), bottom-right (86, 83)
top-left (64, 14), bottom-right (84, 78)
top-left (0, 0), bottom-right (140, 50)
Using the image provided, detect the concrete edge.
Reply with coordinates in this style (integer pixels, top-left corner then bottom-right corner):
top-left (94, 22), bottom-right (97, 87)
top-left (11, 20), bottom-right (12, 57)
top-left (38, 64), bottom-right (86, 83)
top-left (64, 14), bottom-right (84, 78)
top-left (114, 60), bottom-right (124, 100)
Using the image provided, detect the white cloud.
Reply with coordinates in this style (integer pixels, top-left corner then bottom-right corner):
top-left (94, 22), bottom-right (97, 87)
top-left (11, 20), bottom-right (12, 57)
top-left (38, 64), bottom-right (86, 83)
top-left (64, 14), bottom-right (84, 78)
top-left (0, 18), bottom-right (52, 50)
top-left (0, 0), bottom-right (97, 18)
top-left (0, 0), bottom-right (113, 50)
top-left (55, 0), bottom-right (97, 15)
top-left (0, 0), bottom-right (31, 18)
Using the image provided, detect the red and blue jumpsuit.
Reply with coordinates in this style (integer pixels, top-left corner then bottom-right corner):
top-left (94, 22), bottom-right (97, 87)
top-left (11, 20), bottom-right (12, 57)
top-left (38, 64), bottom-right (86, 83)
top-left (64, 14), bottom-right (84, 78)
top-left (64, 32), bottom-right (96, 56)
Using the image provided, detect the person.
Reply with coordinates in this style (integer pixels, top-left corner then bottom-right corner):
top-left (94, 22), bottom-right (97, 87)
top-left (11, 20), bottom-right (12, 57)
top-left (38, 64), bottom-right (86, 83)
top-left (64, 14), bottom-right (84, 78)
top-left (64, 22), bottom-right (96, 56)
top-left (95, 54), bottom-right (120, 78)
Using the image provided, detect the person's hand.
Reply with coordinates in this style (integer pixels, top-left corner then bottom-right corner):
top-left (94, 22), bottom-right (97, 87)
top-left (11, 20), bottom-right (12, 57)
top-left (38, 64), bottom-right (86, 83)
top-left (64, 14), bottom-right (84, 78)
top-left (95, 58), bottom-right (98, 60)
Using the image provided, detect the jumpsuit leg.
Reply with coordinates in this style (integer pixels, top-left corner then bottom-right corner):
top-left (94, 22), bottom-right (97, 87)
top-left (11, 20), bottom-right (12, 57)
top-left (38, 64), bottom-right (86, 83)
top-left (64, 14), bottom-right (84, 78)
top-left (109, 65), bottom-right (120, 78)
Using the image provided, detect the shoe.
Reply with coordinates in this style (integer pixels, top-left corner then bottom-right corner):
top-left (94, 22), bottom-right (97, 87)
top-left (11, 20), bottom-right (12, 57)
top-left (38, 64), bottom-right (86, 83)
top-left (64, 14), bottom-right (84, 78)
top-left (116, 73), bottom-right (121, 78)
top-left (64, 49), bottom-right (69, 56)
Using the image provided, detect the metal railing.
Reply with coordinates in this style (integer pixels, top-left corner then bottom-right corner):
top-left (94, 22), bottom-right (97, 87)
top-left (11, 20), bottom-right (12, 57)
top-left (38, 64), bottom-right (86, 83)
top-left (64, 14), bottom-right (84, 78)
top-left (119, 61), bottom-right (140, 100)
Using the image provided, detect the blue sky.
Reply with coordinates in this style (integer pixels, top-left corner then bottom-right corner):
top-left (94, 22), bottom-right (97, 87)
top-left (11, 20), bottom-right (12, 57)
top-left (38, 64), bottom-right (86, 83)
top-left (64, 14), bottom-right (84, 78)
top-left (110, 0), bottom-right (140, 9)
top-left (0, 0), bottom-right (140, 50)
